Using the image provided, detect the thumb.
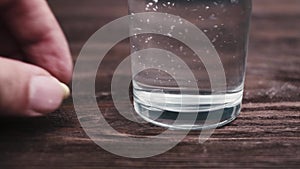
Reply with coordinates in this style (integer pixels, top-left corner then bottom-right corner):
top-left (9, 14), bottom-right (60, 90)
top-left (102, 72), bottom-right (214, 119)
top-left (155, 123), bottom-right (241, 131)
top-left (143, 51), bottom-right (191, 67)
top-left (0, 57), bottom-right (70, 117)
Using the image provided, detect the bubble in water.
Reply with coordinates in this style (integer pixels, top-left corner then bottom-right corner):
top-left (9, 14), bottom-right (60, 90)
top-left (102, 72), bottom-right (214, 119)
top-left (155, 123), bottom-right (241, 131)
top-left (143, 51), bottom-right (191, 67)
top-left (145, 36), bottom-right (153, 43)
top-left (135, 27), bottom-right (142, 31)
top-left (179, 46), bottom-right (183, 52)
top-left (179, 18), bottom-right (183, 24)
top-left (209, 14), bottom-right (217, 20)
top-left (231, 0), bottom-right (239, 4)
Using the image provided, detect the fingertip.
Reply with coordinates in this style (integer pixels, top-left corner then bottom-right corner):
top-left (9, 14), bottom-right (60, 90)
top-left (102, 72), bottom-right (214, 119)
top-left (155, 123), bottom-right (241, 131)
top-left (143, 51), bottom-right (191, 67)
top-left (28, 76), bottom-right (68, 115)
top-left (0, 58), bottom-right (69, 117)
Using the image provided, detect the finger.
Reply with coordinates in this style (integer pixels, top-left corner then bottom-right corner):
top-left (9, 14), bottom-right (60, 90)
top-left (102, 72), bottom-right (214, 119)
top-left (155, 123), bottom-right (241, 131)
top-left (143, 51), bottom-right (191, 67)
top-left (0, 0), bottom-right (73, 84)
top-left (0, 57), bottom-right (70, 117)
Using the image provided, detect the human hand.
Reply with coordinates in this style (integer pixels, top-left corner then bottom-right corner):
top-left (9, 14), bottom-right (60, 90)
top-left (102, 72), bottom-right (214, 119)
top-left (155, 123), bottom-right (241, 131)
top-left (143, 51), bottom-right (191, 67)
top-left (0, 0), bottom-right (73, 116)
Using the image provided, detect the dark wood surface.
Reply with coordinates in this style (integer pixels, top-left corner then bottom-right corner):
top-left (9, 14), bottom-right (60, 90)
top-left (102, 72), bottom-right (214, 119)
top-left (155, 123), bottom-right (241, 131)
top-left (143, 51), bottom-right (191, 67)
top-left (0, 0), bottom-right (299, 168)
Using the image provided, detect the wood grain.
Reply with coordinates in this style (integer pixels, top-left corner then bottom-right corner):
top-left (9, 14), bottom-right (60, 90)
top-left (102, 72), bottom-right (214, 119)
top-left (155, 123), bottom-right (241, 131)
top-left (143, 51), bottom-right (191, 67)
top-left (0, 0), bottom-right (299, 168)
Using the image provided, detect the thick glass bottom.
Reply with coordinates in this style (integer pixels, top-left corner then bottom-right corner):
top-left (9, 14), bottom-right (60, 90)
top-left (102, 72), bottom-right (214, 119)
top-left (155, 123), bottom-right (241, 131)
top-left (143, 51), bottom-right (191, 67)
top-left (133, 89), bottom-right (242, 130)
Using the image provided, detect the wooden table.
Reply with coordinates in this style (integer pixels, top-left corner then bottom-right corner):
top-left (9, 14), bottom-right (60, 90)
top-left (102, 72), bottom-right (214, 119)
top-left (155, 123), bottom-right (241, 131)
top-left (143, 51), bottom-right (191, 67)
top-left (0, 0), bottom-right (299, 168)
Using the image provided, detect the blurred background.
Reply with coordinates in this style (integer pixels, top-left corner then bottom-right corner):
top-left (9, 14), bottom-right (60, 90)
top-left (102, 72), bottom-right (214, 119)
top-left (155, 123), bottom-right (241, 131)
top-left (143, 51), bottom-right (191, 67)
top-left (48, 0), bottom-right (300, 102)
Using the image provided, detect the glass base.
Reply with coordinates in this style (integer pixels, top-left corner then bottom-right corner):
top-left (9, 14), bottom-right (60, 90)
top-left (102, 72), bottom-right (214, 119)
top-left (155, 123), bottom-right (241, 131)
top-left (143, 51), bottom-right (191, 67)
top-left (134, 102), bottom-right (241, 130)
top-left (133, 91), bottom-right (242, 130)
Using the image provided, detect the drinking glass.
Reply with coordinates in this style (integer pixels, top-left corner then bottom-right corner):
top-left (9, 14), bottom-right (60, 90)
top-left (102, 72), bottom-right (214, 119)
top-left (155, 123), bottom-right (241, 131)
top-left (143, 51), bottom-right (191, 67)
top-left (128, 0), bottom-right (252, 129)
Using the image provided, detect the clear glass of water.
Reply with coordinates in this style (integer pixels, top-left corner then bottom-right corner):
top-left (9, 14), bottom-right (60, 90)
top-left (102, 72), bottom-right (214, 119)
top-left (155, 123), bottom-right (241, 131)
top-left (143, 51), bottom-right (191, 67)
top-left (128, 0), bottom-right (252, 130)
